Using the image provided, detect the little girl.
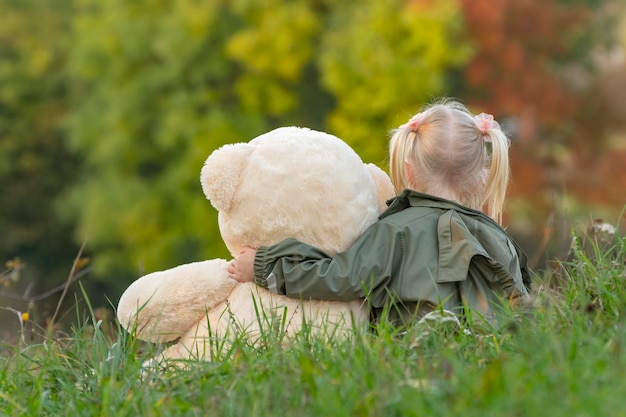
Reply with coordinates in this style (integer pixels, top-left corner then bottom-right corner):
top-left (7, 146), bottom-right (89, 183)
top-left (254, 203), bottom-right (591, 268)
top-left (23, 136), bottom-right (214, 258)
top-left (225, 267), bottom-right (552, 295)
top-left (229, 99), bottom-right (531, 327)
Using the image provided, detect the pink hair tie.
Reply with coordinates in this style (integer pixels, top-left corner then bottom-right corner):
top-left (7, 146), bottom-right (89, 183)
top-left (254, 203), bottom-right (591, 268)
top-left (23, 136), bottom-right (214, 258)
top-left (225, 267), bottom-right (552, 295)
top-left (474, 113), bottom-right (500, 142)
top-left (400, 112), bottom-right (426, 133)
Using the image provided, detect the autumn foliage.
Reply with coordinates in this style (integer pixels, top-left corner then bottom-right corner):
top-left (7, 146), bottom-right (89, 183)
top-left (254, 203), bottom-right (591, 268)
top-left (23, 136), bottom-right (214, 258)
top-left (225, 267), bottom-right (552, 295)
top-left (460, 0), bottom-right (626, 241)
top-left (0, 0), bottom-right (623, 305)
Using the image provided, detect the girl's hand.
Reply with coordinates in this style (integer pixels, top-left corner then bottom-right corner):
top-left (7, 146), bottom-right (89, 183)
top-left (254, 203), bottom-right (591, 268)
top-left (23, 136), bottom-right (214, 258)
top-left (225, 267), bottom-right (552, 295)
top-left (228, 247), bottom-right (257, 283)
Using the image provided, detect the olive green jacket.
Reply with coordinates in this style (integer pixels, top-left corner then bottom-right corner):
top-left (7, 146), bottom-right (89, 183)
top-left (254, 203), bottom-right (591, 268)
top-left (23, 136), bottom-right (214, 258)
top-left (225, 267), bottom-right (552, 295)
top-left (254, 190), bottom-right (531, 325)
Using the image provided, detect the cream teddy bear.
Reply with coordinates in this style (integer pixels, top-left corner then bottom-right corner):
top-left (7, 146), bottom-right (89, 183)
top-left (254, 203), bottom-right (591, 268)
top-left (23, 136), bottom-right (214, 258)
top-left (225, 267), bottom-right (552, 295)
top-left (117, 126), bottom-right (394, 361)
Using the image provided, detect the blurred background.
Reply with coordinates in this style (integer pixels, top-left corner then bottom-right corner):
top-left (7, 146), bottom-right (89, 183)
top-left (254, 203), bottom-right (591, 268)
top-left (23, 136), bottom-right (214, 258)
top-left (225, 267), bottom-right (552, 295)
top-left (1, 0), bottom-right (625, 342)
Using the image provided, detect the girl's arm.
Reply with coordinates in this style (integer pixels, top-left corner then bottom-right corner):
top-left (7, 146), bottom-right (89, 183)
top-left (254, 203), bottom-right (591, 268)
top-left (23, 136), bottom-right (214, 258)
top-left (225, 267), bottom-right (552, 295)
top-left (249, 222), bottom-right (404, 305)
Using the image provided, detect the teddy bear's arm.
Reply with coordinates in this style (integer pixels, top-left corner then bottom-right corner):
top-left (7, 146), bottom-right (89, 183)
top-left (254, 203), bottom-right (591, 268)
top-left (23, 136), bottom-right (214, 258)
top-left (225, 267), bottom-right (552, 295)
top-left (116, 259), bottom-right (238, 343)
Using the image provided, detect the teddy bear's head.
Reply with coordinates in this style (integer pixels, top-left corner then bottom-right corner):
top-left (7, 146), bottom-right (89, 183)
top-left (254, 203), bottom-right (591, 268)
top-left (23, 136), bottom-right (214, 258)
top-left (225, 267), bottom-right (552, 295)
top-left (201, 127), bottom-right (394, 257)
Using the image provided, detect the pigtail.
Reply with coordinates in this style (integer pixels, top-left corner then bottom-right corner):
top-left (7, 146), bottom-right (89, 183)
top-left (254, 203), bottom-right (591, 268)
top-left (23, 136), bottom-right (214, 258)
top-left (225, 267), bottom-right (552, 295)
top-left (389, 109), bottom-right (428, 194)
top-left (388, 129), bottom-right (412, 194)
top-left (482, 128), bottom-right (510, 225)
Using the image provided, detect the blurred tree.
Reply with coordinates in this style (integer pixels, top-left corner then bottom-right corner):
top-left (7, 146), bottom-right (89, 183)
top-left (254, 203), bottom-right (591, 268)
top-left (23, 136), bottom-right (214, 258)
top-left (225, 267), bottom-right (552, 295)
top-left (65, 0), bottom-right (470, 294)
top-left (226, 0), bottom-right (324, 122)
top-left (458, 0), bottom-right (623, 264)
top-left (317, 0), bottom-right (471, 163)
top-left (0, 0), bottom-right (80, 295)
top-left (65, 0), bottom-right (257, 293)
top-left (569, 2), bottom-right (626, 209)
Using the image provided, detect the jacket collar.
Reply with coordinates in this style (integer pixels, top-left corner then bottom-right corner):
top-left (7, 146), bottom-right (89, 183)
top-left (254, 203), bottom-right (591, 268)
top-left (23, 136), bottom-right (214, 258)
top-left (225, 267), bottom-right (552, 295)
top-left (381, 189), bottom-right (506, 229)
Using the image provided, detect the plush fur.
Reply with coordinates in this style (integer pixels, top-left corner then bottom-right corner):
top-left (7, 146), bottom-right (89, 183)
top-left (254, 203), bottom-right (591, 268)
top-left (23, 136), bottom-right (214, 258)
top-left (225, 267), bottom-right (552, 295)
top-left (117, 126), bottom-right (394, 361)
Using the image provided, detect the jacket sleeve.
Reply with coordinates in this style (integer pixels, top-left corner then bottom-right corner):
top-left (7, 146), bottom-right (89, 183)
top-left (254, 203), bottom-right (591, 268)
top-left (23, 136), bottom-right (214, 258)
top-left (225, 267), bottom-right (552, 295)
top-left (253, 222), bottom-right (403, 305)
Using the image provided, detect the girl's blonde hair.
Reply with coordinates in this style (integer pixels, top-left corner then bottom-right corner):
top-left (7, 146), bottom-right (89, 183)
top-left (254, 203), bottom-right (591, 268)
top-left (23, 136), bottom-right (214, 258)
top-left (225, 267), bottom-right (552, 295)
top-left (389, 99), bottom-right (510, 224)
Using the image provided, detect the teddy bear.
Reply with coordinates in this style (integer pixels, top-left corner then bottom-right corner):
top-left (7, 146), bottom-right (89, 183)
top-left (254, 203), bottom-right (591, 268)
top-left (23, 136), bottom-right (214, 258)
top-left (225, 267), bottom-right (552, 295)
top-left (116, 126), bottom-right (395, 361)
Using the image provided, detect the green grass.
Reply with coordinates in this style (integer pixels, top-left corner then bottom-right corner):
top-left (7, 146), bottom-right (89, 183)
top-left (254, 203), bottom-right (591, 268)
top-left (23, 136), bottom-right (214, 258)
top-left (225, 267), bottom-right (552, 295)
top-left (1, 235), bottom-right (625, 417)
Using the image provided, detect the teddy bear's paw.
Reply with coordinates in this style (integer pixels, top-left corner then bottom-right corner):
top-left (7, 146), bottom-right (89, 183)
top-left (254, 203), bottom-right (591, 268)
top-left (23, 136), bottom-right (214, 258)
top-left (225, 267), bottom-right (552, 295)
top-left (117, 259), bottom-right (238, 343)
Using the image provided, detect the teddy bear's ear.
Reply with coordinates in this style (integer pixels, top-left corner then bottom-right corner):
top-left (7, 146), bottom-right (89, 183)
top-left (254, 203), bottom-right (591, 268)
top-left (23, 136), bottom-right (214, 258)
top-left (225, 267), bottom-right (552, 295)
top-left (201, 143), bottom-right (255, 211)
top-left (365, 163), bottom-right (396, 213)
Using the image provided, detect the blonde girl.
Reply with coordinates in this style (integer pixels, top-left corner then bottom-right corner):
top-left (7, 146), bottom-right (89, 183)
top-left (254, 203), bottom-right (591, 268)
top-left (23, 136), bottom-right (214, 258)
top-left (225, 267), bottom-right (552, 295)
top-left (229, 99), bottom-right (530, 327)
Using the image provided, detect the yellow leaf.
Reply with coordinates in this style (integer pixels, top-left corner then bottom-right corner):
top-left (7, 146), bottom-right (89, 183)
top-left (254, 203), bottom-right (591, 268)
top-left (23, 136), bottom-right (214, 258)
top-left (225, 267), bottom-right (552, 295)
top-left (74, 257), bottom-right (91, 272)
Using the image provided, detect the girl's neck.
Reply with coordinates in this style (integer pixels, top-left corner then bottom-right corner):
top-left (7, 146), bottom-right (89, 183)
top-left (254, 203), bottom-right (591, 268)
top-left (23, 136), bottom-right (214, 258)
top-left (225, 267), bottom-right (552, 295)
top-left (417, 187), bottom-right (461, 204)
